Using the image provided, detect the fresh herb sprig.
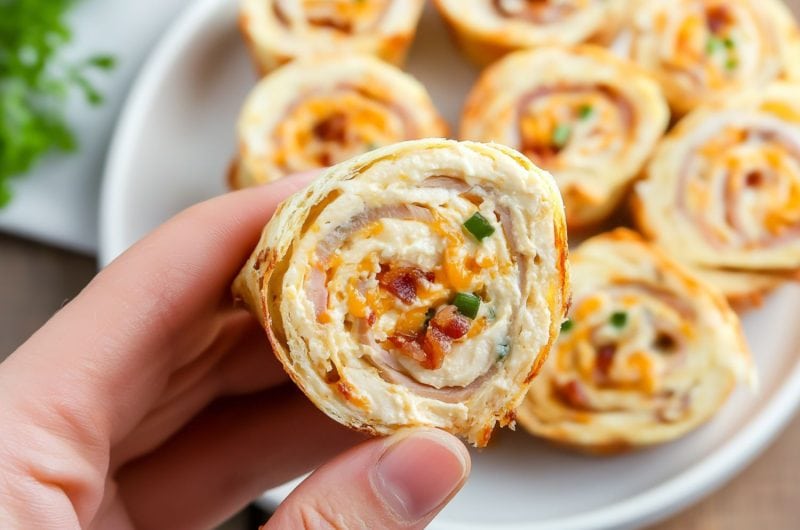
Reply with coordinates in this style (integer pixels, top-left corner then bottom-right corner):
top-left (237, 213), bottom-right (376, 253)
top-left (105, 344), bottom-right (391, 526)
top-left (0, 0), bottom-right (115, 206)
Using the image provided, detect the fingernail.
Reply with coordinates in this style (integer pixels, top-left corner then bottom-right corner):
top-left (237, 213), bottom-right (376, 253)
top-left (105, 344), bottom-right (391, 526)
top-left (371, 430), bottom-right (469, 522)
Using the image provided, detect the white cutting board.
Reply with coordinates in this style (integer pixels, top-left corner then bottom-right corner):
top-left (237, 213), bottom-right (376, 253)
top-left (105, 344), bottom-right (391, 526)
top-left (0, 0), bottom-right (191, 254)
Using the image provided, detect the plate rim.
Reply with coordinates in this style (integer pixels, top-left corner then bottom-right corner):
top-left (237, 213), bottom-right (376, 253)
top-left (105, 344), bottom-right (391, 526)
top-left (97, 0), bottom-right (800, 527)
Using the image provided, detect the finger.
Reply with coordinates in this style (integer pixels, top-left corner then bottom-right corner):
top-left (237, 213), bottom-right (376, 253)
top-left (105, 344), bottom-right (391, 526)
top-left (115, 385), bottom-right (363, 530)
top-left (0, 172), bottom-right (318, 449)
top-left (267, 429), bottom-right (470, 530)
top-left (111, 313), bottom-right (289, 467)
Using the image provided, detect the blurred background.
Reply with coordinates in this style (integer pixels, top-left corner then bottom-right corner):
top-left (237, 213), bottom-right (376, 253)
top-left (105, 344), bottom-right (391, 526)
top-left (2, 1), bottom-right (800, 528)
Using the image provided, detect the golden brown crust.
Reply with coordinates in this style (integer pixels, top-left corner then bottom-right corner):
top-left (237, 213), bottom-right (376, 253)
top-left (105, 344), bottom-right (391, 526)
top-left (240, 0), bottom-right (426, 73)
top-left (517, 228), bottom-right (753, 451)
top-left (460, 45), bottom-right (668, 230)
top-left (233, 139), bottom-right (569, 446)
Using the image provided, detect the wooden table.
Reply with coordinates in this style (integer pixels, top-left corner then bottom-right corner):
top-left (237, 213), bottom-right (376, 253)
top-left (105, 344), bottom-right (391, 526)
top-left (0, 231), bottom-right (797, 529)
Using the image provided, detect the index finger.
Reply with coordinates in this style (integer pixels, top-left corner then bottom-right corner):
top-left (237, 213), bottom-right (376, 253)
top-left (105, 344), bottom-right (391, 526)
top-left (0, 172), bottom-right (318, 445)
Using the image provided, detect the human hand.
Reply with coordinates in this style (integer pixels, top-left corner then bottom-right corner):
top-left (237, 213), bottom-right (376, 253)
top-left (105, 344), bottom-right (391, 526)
top-left (0, 173), bottom-right (471, 529)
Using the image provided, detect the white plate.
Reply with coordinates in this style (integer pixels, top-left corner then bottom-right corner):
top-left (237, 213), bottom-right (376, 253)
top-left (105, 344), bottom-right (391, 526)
top-left (99, 0), bottom-right (800, 528)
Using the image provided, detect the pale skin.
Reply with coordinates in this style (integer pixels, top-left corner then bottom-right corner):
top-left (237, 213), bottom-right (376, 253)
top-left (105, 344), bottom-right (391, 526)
top-left (0, 173), bottom-right (471, 529)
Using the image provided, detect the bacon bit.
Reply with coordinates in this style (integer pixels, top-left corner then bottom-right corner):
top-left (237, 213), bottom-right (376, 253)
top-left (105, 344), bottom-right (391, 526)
top-left (430, 305), bottom-right (470, 340)
top-left (388, 305), bottom-right (471, 370)
top-left (595, 344), bottom-right (616, 377)
top-left (377, 265), bottom-right (433, 304)
top-left (706, 5), bottom-right (731, 34)
top-left (389, 334), bottom-right (428, 364)
top-left (555, 380), bottom-right (593, 411)
top-left (367, 312), bottom-right (377, 327)
top-left (313, 113), bottom-right (348, 143)
top-left (421, 325), bottom-right (451, 369)
top-left (745, 170), bottom-right (764, 187)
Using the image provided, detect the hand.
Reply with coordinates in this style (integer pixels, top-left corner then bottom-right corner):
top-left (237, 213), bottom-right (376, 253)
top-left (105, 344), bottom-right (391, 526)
top-left (0, 173), bottom-right (471, 530)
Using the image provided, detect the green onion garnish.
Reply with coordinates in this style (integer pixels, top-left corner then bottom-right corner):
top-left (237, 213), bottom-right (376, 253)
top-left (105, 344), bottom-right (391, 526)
top-left (496, 341), bottom-right (510, 360)
top-left (723, 36), bottom-right (735, 49)
top-left (725, 58), bottom-right (738, 70)
top-left (463, 212), bottom-right (495, 241)
top-left (578, 104), bottom-right (593, 120)
top-left (560, 318), bottom-right (574, 333)
top-left (610, 311), bottom-right (627, 328)
top-left (705, 36), bottom-right (723, 55)
top-left (552, 123), bottom-right (571, 148)
top-left (453, 292), bottom-right (481, 319)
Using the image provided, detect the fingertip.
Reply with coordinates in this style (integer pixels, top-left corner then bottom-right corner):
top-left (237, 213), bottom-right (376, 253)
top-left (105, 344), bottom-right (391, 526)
top-left (371, 428), bottom-right (470, 523)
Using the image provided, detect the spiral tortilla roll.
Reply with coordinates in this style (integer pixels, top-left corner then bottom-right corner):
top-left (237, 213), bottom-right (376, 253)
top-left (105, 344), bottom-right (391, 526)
top-left (634, 82), bottom-right (800, 305)
top-left (239, 0), bottom-right (425, 73)
top-left (233, 139), bottom-right (569, 446)
top-left (517, 229), bottom-right (752, 452)
top-left (461, 46), bottom-right (668, 230)
top-left (433, 0), bottom-right (632, 66)
top-left (229, 55), bottom-right (448, 189)
top-left (622, 0), bottom-right (800, 115)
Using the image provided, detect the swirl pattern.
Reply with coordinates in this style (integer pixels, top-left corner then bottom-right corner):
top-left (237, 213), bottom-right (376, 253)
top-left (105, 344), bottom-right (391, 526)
top-left (240, 0), bottom-right (425, 72)
top-left (229, 55), bottom-right (447, 188)
top-left (461, 46), bottom-right (668, 229)
top-left (622, 0), bottom-right (800, 114)
top-left (517, 229), bottom-right (752, 451)
top-left (434, 0), bottom-right (631, 65)
top-left (634, 82), bottom-right (800, 304)
top-left (233, 139), bottom-right (569, 446)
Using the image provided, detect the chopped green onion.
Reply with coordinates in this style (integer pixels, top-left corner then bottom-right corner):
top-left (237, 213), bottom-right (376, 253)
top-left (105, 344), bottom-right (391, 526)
top-left (453, 292), bottom-right (481, 319)
top-left (496, 341), bottom-right (510, 360)
top-left (610, 311), bottom-right (627, 328)
top-left (725, 57), bottom-right (739, 70)
top-left (723, 36), bottom-right (735, 49)
top-left (463, 212), bottom-right (495, 241)
top-left (552, 124), bottom-right (571, 148)
top-left (578, 104), bottom-right (594, 120)
top-left (560, 318), bottom-right (574, 333)
top-left (705, 36), bottom-right (723, 55)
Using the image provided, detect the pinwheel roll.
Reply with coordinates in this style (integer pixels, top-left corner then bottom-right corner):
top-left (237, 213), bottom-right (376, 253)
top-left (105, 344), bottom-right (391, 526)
top-left (623, 0), bottom-right (800, 115)
top-left (517, 229), bottom-right (752, 451)
top-left (433, 0), bottom-right (632, 65)
top-left (461, 46), bottom-right (668, 230)
top-left (229, 55), bottom-right (448, 189)
top-left (634, 83), bottom-right (800, 303)
top-left (233, 139), bottom-right (569, 446)
top-left (240, 0), bottom-right (425, 73)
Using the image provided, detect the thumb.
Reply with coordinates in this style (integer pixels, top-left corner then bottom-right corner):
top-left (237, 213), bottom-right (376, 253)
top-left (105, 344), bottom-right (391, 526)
top-left (265, 428), bottom-right (471, 529)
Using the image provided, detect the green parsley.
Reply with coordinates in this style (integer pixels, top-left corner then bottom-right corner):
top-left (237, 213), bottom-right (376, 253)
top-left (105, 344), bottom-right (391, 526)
top-left (463, 211), bottom-right (495, 241)
top-left (560, 318), bottom-right (574, 333)
top-left (0, 0), bottom-right (115, 206)
top-left (453, 292), bottom-right (481, 319)
top-left (610, 311), bottom-right (628, 328)
top-left (552, 123), bottom-right (571, 148)
top-left (578, 104), bottom-right (593, 120)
